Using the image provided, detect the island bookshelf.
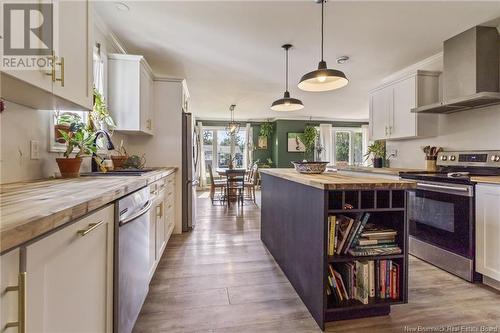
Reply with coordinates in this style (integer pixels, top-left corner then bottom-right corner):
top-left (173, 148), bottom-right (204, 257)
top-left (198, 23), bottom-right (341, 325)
top-left (324, 189), bottom-right (408, 323)
top-left (260, 172), bottom-right (410, 331)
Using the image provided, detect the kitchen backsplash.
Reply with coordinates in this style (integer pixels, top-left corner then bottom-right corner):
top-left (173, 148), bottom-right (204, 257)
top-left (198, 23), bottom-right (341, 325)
top-left (386, 103), bottom-right (500, 169)
top-left (0, 101), bottom-right (127, 184)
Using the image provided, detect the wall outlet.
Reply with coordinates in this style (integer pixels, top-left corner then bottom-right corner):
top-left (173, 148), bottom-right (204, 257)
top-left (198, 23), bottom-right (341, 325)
top-left (388, 149), bottom-right (398, 158)
top-left (30, 140), bottom-right (40, 160)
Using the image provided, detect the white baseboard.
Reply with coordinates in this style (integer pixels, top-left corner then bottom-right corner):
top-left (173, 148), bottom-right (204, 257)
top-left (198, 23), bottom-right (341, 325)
top-left (483, 275), bottom-right (500, 291)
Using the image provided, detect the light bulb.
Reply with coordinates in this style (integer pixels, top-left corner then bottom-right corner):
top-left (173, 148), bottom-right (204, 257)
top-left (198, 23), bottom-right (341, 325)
top-left (284, 101), bottom-right (291, 106)
top-left (317, 75), bottom-right (327, 83)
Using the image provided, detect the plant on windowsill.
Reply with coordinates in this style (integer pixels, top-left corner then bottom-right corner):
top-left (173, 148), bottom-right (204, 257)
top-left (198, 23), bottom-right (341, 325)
top-left (111, 139), bottom-right (129, 170)
top-left (89, 88), bottom-right (116, 133)
top-left (54, 112), bottom-right (82, 144)
top-left (364, 140), bottom-right (386, 168)
top-left (56, 124), bottom-right (96, 178)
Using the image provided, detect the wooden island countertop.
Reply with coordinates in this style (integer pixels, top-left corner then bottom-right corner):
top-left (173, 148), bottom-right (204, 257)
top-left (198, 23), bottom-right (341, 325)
top-left (0, 168), bottom-right (176, 254)
top-left (259, 168), bottom-right (416, 190)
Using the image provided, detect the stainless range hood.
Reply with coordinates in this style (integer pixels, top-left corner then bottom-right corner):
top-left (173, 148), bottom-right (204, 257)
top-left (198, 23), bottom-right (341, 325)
top-left (412, 26), bottom-right (500, 114)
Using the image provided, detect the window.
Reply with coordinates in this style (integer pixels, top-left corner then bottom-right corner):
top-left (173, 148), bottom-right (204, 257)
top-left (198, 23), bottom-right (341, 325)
top-left (332, 127), bottom-right (367, 166)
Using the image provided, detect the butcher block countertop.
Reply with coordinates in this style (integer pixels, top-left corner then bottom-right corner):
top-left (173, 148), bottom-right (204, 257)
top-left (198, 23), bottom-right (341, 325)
top-left (336, 166), bottom-right (425, 176)
top-left (0, 168), bottom-right (176, 254)
top-left (471, 176), bottom-right (500, 185)
top-left (260, 168), bottom-right (416, 190)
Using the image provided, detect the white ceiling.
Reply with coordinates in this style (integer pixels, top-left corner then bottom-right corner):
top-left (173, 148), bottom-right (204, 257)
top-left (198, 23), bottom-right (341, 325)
top-left (94, 1), bottom-right (500, 121)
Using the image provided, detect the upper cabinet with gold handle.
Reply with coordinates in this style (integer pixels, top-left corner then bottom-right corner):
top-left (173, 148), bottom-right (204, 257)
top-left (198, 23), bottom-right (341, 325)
top-left (4, 272), bottom-right (26, 333)
top-left (77, 221), bottom-right (104, 237)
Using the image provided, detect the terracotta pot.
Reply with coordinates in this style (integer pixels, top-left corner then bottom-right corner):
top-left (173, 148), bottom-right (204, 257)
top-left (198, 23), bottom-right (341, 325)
top-left (54, 124), bottom-right (70, 143)
top-left (56, 157), bottom-right (82, 178)
top-left (111, 155), bottom-right (128, 170)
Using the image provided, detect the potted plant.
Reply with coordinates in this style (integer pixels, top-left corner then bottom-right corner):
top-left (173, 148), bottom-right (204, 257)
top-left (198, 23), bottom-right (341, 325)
top-left (54, 112), bottom-right (81, 143)
top-left (89, 88), bottom-right (116, 132)
top-left (365, 141), bottom-right (386, 168)
top-left (258, 122), bottom-right (273, 150)
top-left (56, 126), bottom-right (96, 178)
top-left (292, 126), bottom-right (328, 174)
top-left (112, 140), bottom-right (129, 170)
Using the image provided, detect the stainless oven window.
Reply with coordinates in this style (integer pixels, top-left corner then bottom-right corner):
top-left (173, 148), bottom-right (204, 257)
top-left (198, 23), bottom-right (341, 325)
top-left (408, 186), bottom-right (473, 258)
top-left (408, 192), bottom-right (455, 232)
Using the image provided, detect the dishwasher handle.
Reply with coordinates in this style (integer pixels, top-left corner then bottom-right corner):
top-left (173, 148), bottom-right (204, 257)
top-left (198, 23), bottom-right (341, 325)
top-left (120, 200), bottom-right (153, 226)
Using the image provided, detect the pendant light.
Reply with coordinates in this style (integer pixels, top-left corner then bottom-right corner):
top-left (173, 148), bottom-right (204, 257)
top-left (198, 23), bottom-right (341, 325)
top-left (298, 0), bottom-right (348, 92)
top-left (226, 104), bottom-right (240, 134)
top-left (271, 44), bottom-right (304, 112)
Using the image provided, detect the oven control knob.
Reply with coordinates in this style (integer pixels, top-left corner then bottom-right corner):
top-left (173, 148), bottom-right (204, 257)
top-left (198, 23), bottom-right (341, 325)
top-left (491, 155), bottom-right (497, 162)
top-left (441, 155), bottom-right (448, 161)
top-left (495, 156), bottom-right (500, 162)
top-left (450, 155), bottom-right (456, 161)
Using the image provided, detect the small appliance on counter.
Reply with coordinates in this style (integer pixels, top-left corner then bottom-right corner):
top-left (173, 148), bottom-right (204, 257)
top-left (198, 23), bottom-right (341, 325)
top-left (400, 150), bottom-right (500, 282)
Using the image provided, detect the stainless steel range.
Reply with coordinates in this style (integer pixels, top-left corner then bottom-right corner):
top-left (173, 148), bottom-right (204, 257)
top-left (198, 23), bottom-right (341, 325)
top-left (400, 150), bottom-right (500, 282)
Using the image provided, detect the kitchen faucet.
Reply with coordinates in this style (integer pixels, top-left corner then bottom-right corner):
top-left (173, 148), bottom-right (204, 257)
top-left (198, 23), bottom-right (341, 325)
top-left (91, 130), bottom-right (115, 172)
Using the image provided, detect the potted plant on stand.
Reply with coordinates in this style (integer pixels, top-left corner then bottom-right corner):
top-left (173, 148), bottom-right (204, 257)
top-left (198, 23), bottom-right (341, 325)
top-left (112, 140), bottom-right (129, 170)
top-left (258, 122), bottom-right (273, 149)
top-left (365, 140), bottom-right (386, 168)
top-left (56, 126), bottom-right (96, 178)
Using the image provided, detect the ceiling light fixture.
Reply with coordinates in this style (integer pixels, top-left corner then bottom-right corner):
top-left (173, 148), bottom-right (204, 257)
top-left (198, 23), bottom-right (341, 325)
top-left (336, 56), bottom-right (349, 64)
top-left (298, 0), bottom-right (349, 92)
top-left (271, 44), bottom-right (304, 112)
top-left (226, 104), bottom-right (240, 135)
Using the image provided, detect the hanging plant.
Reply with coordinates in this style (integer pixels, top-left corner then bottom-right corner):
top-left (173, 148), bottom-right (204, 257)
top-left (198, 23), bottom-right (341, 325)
top-left (259, 122), bottom-right (274, 138)
top-left (89, 88), bottom-right (116, 133)
top-left (300, 125), bottom-right (318, 154)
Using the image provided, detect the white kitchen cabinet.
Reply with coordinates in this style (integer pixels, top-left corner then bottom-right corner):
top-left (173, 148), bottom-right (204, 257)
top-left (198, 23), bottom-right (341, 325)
top-left (51, 0), bottom-right (93, 110)
top-left (108, 54), bottom-right (154, 135)
top-left (369, 70), bottom-right (440, 141)
top-left (476, 184), bottom-right (500, 282)
top-left (1, 0), bottom-right (92, 111)
top-left (25, 204), bottom-right (114, 333)
top-left (1, 249), bottom-right (21, 333)
top-left (164, 174), bottom-right (176, 244)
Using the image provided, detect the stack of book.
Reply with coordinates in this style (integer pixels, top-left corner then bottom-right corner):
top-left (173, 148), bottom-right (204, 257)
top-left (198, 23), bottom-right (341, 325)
top-left (327, 213), bottom-right (371, 256)
top-left (347, 223), bottom-right (401, 257)
top-left (327, 260), bottom-right (400, 305)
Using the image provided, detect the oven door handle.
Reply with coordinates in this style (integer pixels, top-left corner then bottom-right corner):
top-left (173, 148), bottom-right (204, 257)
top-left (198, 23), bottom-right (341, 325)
top-left (416, 182), bottom-right (471, 194)
top-left (120, 200), bottom-right (153, 226)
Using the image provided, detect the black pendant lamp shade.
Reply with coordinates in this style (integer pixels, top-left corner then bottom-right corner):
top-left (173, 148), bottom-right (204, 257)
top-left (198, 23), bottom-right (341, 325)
top-left (298, 0), bottom-right (348, 92)
top-left (271, 44), bottom-right (304, 112)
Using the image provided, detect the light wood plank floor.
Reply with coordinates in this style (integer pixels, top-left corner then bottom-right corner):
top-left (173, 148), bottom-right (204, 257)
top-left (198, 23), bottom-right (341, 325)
top-left (133, 191), bottom-right (500, 333)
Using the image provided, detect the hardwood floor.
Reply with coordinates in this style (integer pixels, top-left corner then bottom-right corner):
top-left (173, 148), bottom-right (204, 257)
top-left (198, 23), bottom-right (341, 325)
top-left (133, 191), bottom-right (500, 333)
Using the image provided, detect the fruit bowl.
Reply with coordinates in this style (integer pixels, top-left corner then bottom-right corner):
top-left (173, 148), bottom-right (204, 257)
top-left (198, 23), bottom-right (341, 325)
top-left (291, 161), bottom-right (329, 174)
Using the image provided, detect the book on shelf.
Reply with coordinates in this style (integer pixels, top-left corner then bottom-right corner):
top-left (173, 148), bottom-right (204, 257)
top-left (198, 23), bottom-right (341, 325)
top-left (368, 260), bottom-right (375, 298)
top-left (355, 261), bottom-right (369, 304)
top-left (357, 237), bottom-right (395, 246)
top-left (335, 215), bottom-right (355, 255)
top-left (361, 223), bottom-right (397, 239)
top-left (328, 213), bottom-right (373, 256)
top-left (347, 246), bottom-right (402, 257)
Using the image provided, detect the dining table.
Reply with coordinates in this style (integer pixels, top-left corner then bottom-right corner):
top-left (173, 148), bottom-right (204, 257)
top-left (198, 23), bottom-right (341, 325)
top-left (215, 168), bottom-right (247, 177)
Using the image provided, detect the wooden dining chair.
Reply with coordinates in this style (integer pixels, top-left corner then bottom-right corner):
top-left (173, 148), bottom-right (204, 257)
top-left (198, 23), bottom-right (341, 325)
top-left (208, 164), bottom-right (225, 205)
top-left (225, 169), bottom-right (246, 207)
top-left (244, 164), bottom-right (258, 203)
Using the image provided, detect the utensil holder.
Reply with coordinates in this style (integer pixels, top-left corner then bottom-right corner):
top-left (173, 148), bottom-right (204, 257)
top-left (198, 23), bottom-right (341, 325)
top-left (426, 157), bottom-right (437, 171)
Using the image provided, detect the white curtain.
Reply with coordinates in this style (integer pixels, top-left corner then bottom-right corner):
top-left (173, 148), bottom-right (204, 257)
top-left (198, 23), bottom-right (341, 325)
top-left (243, 123), bottom-right (253, 169)
top-left (197, 121), bottom-right (207, 188)
top-left (93, 44), bottom-right (105, 95)
top-left (361, 125), bottom-right (369, 166)
top-left (319, 124), bottom-right (333, 165)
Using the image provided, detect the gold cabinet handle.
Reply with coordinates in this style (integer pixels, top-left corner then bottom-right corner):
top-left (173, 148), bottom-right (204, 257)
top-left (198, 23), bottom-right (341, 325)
top-left (146, 119), bottom-right (152, 130)
top-left (157, 203), bottom-right (163, 218)
top-left (77, 221), bottom-right (104, 236)
top-left (5, 272), bottom-right (26, 333)
top-left (45, 53), bottom-right (56, 82)
top-left (55, 57), bottom-right (65, 87)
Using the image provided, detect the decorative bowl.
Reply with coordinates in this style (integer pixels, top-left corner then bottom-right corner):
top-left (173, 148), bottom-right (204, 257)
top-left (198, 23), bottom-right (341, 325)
top-left (291, 161), bottom-right (329, 174)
